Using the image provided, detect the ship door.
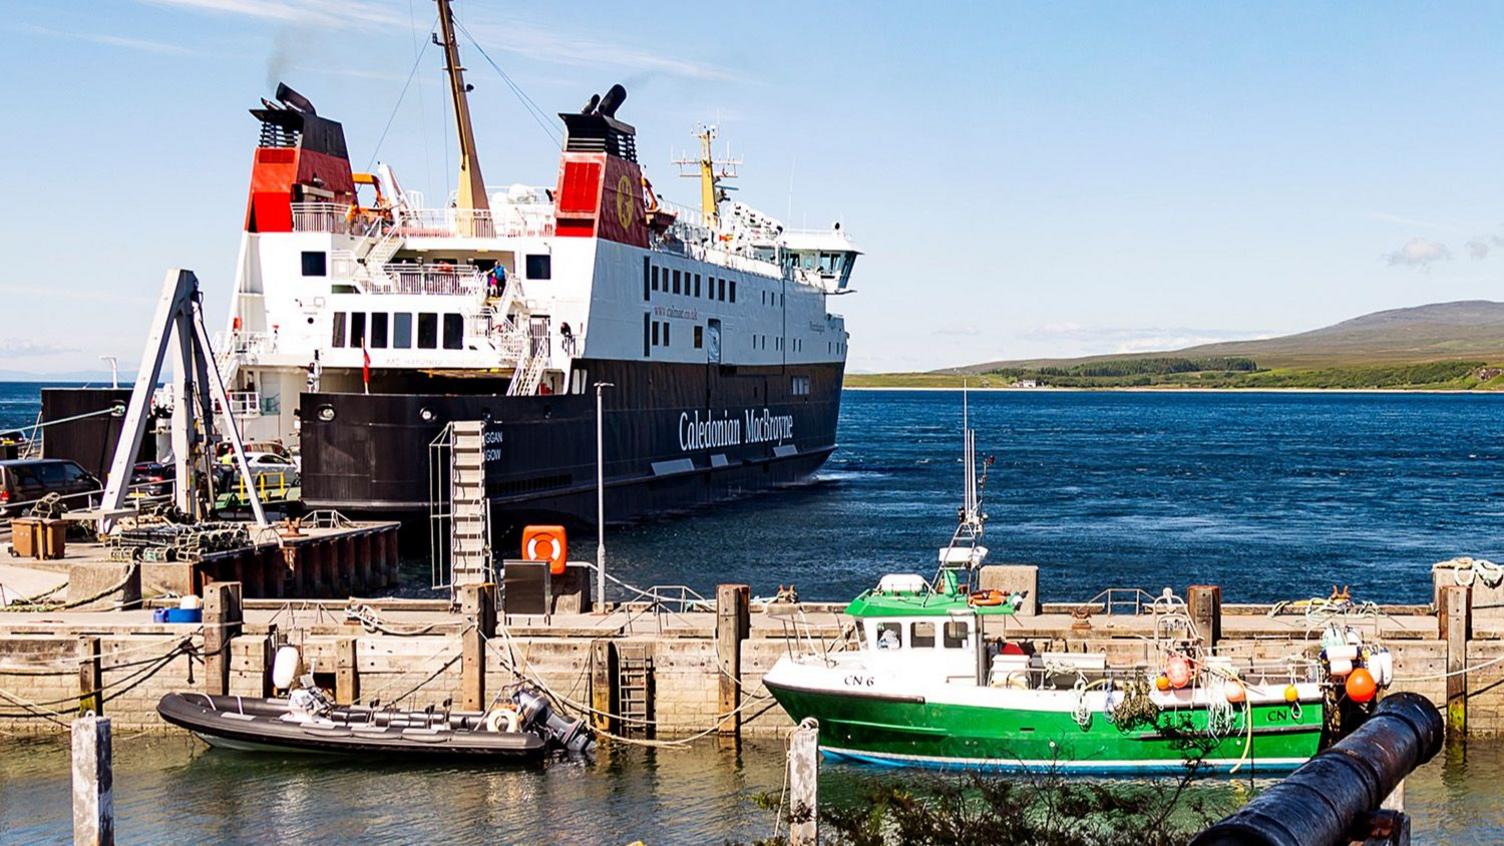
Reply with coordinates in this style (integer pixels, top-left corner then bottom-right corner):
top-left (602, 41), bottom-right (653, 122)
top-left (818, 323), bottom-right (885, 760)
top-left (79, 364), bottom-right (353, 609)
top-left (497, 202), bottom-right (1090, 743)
top-left (706, 319), bottom-right (722, 364)
top-left (529, 316), bottom-right (550, 357)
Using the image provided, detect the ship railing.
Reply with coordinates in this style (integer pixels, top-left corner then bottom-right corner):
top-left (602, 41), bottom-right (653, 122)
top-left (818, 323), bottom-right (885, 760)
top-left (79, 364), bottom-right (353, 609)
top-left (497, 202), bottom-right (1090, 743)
top-left (226, 391), bottom-right (261, 418)
top-left (367, 264), bottom-right (487, 296)
top-left (213, 330), bottom-right (279, 358)
top-left (774, 608), bottom-right (854, 666)
top-left (290, 202), bottom-right (355, 234)
top-left (1077, 587), bottom-right (1190, 617)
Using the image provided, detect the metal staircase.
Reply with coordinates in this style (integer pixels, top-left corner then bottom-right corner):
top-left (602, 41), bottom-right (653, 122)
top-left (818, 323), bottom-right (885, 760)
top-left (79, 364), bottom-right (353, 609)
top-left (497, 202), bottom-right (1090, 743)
top-left (449, 421), bottom-right (491, 586)
top-left (507, 352), bottom-right (547, 397)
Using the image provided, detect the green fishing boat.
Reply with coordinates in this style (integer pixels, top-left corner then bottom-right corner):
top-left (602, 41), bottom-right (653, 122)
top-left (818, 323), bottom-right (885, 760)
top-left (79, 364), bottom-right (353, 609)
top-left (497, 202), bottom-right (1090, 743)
top-left (763, 400), bottom-right (1329, 775)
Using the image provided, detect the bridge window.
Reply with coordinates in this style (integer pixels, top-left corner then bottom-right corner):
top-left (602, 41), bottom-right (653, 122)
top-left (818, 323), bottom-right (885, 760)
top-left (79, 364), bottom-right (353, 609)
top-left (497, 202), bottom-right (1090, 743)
top-left (875, 622), bottom-right (902, 650)
top-left (393, 313), bottom-right (412, 349)
top-left (943, 621), bottom-right (969, 649)
top-left (301, 251), bottom-right (327, 277)
top-left (526, 254), bottom-right (551, 279)
top-left (417, 313), bottom-right (438, 349)
top-left (442, 313), bottom-right (464, 350)
top-left (911, 622), bottom-right (936, 648)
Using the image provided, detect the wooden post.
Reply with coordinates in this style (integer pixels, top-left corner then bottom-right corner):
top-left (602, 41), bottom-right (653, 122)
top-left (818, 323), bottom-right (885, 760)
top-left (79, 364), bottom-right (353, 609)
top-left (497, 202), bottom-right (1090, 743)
top-left (1438, 584), bottom-right (1471, 737)
top-left (71, 713), bottom-right (114, 846)
top-left (716, 584), bottom-right (750, 737)
top-left (590, 639), bottom-right (618, 735)
top-left (458, 583), bottom-right (497, 711)
top-left (1187, 585), bottom-right (1222, 647)
top-left (202, 582), bottom-right (243, 697)
top-left (788, 718), bottom-right (819, 846)
top-left (335, 637), bottom-right (359, 705)
top-left (356, 533), bottom-right (373, 594)
top-left (77, 637), bottom-right (102, 717)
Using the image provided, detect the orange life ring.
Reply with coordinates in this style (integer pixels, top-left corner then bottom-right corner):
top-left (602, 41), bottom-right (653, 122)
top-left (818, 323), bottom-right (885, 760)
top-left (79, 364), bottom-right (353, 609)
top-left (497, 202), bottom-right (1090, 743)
top-left (521, 525), bottom-right (568, 575)
top-left (969, 589), bottom-right (1005, 607)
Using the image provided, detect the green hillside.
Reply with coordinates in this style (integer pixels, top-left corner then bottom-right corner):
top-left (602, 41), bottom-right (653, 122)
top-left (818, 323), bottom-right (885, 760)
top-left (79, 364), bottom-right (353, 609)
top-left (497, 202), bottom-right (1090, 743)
top-left (846, 301), bottom-right (1504, 390)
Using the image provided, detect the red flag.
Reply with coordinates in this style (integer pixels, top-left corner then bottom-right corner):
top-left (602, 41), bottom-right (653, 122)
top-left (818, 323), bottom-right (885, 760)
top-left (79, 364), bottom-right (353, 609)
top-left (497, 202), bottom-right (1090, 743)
top-left (362, 346), bottom-right (371, 394)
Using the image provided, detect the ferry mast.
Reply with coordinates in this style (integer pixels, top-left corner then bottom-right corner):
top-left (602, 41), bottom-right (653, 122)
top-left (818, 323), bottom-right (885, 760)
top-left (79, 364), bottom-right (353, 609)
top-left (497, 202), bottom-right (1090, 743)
top-left (434, 0), bottom-right (490, 235)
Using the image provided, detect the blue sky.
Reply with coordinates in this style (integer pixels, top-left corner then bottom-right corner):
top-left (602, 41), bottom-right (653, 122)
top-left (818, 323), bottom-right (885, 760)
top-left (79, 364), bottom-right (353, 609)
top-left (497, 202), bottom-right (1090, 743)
top-left (4, 1), bottom-right (1504, 373)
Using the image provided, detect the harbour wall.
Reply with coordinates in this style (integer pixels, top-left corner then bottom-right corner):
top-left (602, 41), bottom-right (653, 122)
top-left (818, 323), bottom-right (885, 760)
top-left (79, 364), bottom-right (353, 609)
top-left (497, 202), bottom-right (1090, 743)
top-left (2, 570), bottom-right (1503, 738)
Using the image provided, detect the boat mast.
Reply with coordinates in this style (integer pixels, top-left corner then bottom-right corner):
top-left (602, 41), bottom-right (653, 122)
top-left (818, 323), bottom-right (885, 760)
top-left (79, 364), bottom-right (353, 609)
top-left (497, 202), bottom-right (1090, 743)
top-left (675, 125), bottom-right (739, 231)
top-left (435, 0), bottom-right (490, 235)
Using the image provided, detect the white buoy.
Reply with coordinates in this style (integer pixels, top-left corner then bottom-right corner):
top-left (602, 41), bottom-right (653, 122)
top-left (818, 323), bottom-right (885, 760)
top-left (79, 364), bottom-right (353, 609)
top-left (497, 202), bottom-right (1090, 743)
top-left (272, 646), bottom-right (304, 691)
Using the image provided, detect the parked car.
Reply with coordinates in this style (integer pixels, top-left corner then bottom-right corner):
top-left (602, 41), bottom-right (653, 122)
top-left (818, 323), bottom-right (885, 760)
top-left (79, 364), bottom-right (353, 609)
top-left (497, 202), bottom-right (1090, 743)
top-left (129, 461), bottom-right (176, 497)
top-left (0, 459), bottom-right (100, 517)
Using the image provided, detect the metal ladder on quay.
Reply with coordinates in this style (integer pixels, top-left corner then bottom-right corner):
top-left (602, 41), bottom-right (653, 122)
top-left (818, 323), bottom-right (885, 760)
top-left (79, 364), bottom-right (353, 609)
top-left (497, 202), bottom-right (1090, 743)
top-left (616, 643), bottom-right (654, 737)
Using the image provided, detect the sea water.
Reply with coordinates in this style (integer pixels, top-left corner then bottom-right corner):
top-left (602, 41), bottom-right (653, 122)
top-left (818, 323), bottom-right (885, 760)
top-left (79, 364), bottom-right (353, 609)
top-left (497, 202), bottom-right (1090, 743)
top-left (2, 383), bottom-right (1502, 843)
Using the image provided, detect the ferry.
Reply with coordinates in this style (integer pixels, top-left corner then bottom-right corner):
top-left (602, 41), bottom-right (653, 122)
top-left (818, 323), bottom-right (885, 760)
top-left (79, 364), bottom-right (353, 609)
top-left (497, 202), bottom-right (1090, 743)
top-left (216, 0), bottom-right (858, 530)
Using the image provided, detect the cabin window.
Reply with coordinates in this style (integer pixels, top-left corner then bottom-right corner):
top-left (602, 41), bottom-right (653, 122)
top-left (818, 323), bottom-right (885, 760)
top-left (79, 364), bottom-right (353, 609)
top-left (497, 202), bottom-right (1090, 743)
top-left (526, 254), bottom-right (551, 279)
top-left (663, 322), bottom-right (671, 346)
top-left (792, 376), bottom-right (810, 396)
top-left (442, 314), bottom-right (464, 350)
top-left (331, 312), bottom-right (347, 348)
top-left (652, 320), bottom-right (660, 347)
top-left (762, 291), bottom-right (767, 306)
top-left (943, 621), bottom-right (969, 649)
top-left (370, 313), bottom-right (389, 349)
top-left (694, 274), bottom-right (702, 297)
top-left (911, 622), bottom-right (936, 648)
top-left (301, 251), bottom-right (327, 277)
top-left (417, 313), bottom-right (438, 349)
top-left (393, 313), bottom-right (412, 349)
top-left (694, 325), bottom-right (704, 349)
top-left (875, 622), bottom-right (903, 650)
top-left (651, 265), bottom-right (659, 293)
top-left (349, 312), bottom-right (367, 349)
top-left (673, 269), bottom-right (681, 295)
top-left (718, 278), bottom-right (726, 301)
top-left (730, 280), bottom-right (737, 303)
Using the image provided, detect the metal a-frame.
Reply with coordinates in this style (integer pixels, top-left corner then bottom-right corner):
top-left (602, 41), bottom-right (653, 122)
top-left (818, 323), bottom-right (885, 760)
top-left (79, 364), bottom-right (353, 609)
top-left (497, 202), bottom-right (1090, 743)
top-left (99, 269), bottom-right (266, 533)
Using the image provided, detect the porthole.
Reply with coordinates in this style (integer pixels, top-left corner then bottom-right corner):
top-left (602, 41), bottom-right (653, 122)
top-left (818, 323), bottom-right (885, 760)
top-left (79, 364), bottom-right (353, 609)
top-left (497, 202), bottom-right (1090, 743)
top-left (316, 405), bottom-right (336, 422)
top-left (419, 408), bottom-right (436, 422)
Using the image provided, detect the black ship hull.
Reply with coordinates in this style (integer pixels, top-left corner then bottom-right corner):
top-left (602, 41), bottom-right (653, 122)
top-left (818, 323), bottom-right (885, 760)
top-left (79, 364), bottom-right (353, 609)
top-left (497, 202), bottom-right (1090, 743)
top-left (298, 359), bottom-right (843, 531)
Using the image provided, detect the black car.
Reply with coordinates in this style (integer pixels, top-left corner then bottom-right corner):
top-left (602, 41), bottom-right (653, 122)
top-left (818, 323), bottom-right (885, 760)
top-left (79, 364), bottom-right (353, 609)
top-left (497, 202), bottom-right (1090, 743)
top-left (0, 459), bottom-right (100, 517)
top-left (130, 461), bottom-right (176, 498)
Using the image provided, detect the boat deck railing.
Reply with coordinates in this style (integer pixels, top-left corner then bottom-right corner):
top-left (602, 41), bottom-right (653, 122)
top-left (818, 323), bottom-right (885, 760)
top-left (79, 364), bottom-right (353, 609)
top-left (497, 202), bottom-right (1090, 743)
top-left (290, 202), bottom-right (555, 240)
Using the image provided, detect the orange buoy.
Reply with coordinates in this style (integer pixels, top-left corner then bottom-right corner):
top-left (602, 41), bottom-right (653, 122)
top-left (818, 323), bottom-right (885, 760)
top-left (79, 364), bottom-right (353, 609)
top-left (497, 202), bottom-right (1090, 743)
top-left (1166, 655), bottom-right (1192, 690)
top-left (1345, 667), bottom-right (1377, 703)
top-left (521, 525), bottom-right (568, 575)
top-left (968, 590), bottom-right (1005, 607)
top-left (1154, 674), bottom-right (1171, 692)
top-left (1224, 679), bottom-right (1246, 704)
top-left (1284, 684), bottom-right (1300, 703)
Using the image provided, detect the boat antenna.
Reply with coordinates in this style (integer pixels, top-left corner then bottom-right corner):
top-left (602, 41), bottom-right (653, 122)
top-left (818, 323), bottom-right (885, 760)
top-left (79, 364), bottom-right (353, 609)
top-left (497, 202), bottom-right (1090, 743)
top-left (433, 0), bottom-right (489, 235)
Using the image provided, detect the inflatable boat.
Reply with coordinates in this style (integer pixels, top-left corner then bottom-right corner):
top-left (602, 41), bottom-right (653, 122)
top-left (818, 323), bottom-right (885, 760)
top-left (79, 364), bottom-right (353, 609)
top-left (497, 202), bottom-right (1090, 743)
top-left (157, 687), bottom-right (593, 760)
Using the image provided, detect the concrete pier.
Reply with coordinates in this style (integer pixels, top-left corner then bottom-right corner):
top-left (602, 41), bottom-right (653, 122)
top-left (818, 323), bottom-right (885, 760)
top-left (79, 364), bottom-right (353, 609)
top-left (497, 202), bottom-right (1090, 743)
top-left (1, 569), bottom-right (1503, 740)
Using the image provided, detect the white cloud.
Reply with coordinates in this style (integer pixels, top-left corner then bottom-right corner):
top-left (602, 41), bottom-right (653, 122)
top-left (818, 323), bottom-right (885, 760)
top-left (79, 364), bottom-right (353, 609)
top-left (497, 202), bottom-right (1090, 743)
top-left (0, 338), bottom-right (77, 359)
top-left (1018, 323), bottom-right (1271, 354)
top-left (1468, 240), bottom-right (1490, 260)
top-left (1384, 237), bottom-right (1452, 268)
top-left (15, 23), bottom-right (198, 55)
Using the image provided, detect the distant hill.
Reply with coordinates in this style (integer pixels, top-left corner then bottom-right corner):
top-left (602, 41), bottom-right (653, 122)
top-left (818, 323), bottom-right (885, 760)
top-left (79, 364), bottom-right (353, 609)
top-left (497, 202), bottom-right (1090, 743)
top-left (943, 301), bottom-right (1504, 373)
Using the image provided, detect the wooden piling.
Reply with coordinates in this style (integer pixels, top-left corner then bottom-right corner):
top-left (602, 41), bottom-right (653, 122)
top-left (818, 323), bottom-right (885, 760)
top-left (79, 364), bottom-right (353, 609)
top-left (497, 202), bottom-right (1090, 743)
top-left (77, 637), bottom-right (102, 717)
top-left (335, 637), bottom-right (359, 705)
top-left (1187, 585), bottom-right (1222, 647)
top-left (71, 713), bottom-right (114, 846)
top-left (590, 639), bottom-right (618, 735)
top-left (716, 584), bottom-right (750, 736)
top-left (788, 718), bottom-right (819, 846)
top-left (202, 582), bottom-right (243, 697)
top-left (458, 583), bottom-right (497, 711)
top-left (356, 534), bottom-right (373, 594)
top-left (1438, 584), bottom-right (1471, 736)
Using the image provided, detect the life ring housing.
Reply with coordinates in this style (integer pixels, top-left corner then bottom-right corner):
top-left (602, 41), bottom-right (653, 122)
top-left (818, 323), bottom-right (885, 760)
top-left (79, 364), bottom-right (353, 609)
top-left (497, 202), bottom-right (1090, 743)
top-left (522, 525), bottom-right (568, 575)
top-left (969, 589), bottom-right (1005, 607)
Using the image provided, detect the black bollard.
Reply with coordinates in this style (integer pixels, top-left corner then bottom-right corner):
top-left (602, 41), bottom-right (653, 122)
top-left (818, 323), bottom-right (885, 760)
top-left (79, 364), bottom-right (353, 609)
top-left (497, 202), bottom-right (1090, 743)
top-left (1191, 692), bottom-right (1443, 846)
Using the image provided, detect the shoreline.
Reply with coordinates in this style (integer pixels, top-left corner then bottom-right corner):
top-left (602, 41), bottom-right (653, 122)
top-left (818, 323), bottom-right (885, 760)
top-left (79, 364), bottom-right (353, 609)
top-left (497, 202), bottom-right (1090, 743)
top-left (842, 385), bottom-right (1502, 395)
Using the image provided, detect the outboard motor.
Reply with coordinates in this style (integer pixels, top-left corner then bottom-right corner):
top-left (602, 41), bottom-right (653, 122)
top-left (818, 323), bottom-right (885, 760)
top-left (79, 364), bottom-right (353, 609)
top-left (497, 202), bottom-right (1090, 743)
top-left (515, 687), bottom-right (595, 754)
